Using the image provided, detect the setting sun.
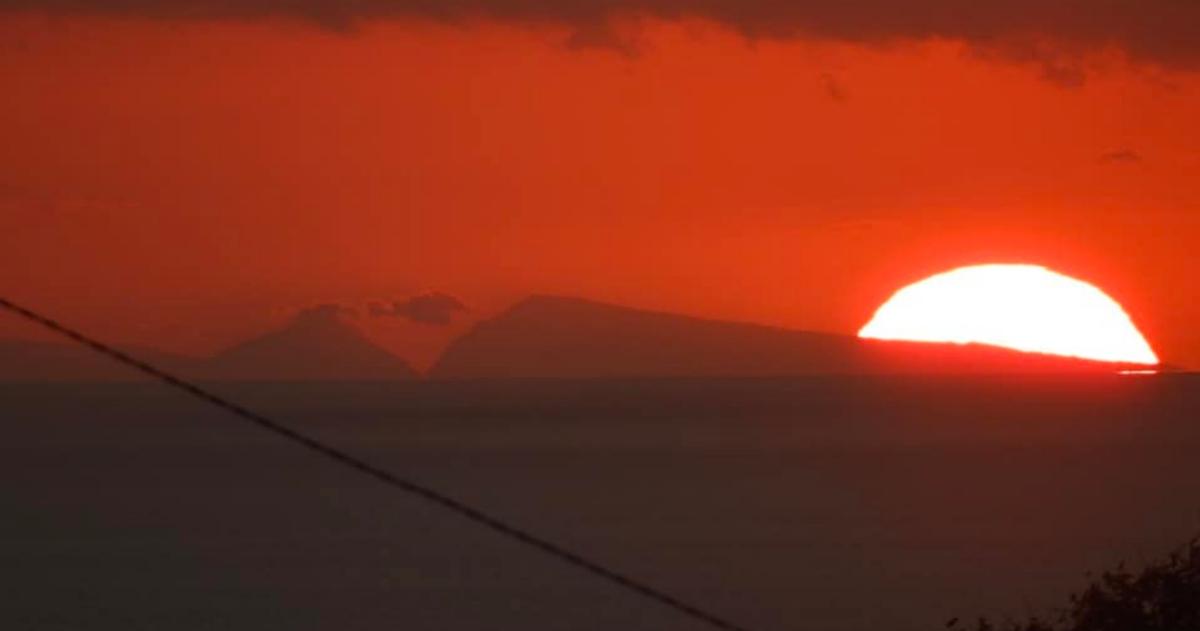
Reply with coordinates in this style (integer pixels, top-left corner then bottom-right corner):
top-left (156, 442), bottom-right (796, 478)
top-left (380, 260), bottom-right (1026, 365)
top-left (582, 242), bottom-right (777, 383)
top-left (859, 264), bottom-right (1160, 365)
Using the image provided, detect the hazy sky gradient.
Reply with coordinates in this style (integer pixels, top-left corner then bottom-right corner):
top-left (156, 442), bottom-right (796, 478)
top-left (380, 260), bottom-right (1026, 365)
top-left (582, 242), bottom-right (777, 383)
top-left (1, 14), bottom-right (1197, 366)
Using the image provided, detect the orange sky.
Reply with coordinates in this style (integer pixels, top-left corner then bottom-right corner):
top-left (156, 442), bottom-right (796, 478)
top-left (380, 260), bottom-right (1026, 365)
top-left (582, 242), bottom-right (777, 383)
top-left (1, 14), bottom-right (1198, 368)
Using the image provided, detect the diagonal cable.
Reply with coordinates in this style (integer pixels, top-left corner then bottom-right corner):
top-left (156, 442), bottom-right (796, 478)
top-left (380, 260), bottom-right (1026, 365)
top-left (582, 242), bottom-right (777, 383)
top-left (0, 296), bottom-right (756, 631)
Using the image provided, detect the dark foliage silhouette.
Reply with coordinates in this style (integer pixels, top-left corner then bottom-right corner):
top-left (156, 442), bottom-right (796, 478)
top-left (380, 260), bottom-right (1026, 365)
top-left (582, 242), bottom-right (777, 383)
top-left (954, 538), bottom-right (1200, 631)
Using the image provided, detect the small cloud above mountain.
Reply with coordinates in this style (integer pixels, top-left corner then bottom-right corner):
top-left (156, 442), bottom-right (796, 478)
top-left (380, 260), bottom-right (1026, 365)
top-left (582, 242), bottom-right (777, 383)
top-left (1100, 148), bottom-right (1142, 164)
top-left (369, 292), bottom-right (468, 326)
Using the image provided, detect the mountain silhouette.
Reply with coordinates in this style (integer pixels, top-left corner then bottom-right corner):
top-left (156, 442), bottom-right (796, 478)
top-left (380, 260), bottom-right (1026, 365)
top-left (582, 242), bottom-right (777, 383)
top-left (429, 295), bottom-right (1144, 379)
top-left (0, 306), bottom-right (417, 382)
top-left (3, 296), bottom-right (1153, 382)
top-left (203, 305), bottom-right (418, 381)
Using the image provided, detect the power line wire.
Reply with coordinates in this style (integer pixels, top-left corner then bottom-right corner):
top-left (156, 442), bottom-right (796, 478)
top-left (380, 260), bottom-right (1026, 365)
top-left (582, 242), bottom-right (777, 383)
top-left (0, 296), bottom-right (757, 631)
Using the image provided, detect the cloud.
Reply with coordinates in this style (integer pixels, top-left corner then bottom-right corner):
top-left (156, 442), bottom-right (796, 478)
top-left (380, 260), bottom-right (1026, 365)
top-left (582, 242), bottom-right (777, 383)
top-left (369, 291), bottom-right (467, 326)
top-left (293, 303), bottom-right (357, 324)
top-left (819, 72), bottom-right (847, 102)
top-left (966, 36), bottom-right (1090, 87)
top-left (1099, 148), bottom-right (1142, 164)
top-left (4, 1), bottom-right (1200, 73)
top-left (563, 19), bottom-right (642, 56)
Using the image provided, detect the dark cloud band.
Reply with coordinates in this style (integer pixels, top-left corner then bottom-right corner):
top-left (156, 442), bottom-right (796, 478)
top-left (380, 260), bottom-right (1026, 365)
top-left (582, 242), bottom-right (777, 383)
top-left (2, 1), bottom-right (1198, 70)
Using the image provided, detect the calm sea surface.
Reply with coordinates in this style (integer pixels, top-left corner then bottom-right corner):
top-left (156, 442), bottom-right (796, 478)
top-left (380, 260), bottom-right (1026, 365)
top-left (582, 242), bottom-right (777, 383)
top-left (4, 375), bottom-right (1200, 631)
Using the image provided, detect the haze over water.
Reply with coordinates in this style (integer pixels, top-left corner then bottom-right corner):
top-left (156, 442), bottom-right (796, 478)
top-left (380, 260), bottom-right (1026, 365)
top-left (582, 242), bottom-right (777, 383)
top-left (6, 374), bottom-right (1200, 631)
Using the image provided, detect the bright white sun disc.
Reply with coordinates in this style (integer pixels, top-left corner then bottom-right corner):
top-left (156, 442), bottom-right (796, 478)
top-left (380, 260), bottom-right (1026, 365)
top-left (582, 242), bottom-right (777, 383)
top-left (858, 264), bottom-right (1159, 365)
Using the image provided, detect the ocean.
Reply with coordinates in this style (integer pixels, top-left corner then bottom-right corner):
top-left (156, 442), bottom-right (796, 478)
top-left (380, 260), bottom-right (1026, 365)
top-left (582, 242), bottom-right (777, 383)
top-left (4, 375), bottom-right (1200, 630)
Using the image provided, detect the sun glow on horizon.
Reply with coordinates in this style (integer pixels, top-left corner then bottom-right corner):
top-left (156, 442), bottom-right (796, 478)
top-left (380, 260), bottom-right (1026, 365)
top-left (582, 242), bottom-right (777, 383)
top-left (859, 264), bottom-right (1159, 365)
